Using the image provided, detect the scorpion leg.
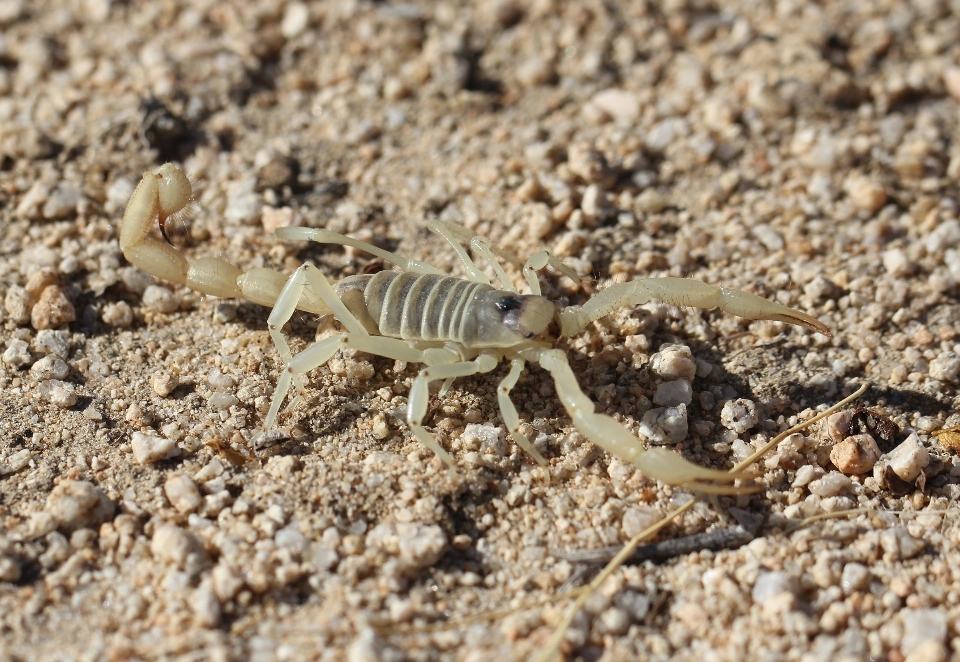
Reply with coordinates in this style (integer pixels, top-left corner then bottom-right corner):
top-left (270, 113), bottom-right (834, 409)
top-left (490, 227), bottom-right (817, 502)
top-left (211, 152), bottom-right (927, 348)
top-left (557, 277), bottom-right (831, 338)
top-left (427, 219), bottom-right (491, 284)
top-left (529, 348), bottom-right (750, 493)
top-left (497, 357), bottom-right (548, 466)
top-left (408, 352), bottom-right (500, 468)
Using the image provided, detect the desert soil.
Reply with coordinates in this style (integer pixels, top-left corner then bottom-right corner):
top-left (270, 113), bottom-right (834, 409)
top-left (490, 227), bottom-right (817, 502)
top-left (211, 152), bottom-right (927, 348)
top-left (2, 1), bottom-right (960, 660)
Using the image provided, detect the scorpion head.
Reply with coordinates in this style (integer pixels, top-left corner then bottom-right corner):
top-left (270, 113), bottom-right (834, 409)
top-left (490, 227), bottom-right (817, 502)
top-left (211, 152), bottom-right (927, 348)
top-left (472, 291), bottom-right (557, 348)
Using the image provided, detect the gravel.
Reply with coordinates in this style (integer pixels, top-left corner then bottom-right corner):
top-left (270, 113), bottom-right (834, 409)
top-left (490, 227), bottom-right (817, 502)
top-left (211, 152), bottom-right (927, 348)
top-left (2, 0), bottom-right (960, 659)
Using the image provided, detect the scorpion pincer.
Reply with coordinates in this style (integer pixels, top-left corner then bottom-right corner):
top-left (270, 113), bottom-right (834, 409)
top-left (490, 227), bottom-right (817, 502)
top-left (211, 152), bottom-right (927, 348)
top-left (120, 163), bottom-right (832, 493)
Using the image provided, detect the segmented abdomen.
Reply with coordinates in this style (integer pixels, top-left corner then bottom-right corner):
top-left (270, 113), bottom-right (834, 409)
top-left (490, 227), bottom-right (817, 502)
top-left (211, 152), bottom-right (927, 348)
top-left (361, 271), bottom-right (492, 343)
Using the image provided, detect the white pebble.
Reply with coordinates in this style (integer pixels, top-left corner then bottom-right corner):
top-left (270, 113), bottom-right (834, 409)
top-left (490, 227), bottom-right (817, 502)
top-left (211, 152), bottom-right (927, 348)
top-left (32, 329), bottom-right (70, 357)
top-left (639, 405), bottom-right (688, 444)
top-left (194, 458), bottom-right (224, 483)
top-left (587, 89), bottom-right (640, 123)
top-left (720, 399), bottom-right (758, 434)
top-left (645, 117), bottom-right (688, 154)
top-left (791, 464), bottom-right (822, 488)
top-left (150, 524), bottom-right (206, 569)
top-left (208, 393), bottom-right (239, 410)
top-left (901, 609), bottom-right (948, 656)
top-left (45, 480), bottom-right (114, 533)
top-left (280, 1), bottom-right (309, 38)
top-left (653, 380), bottom-right (692, 407)
top-left (207, 369), bottom-right (236, 390)
top-left (37, 380), bottom-right (77, 407)
top-left (347, 628), bottom-right (386, 662)
top-left (101, 301), bottom-right (133, 327)
top-left (5, 285), bottom-right (34, 324)
top-left (397, 523), bottom-right (447, 571)
top-left (152, 370), bottom-right (179, 397)
top-left (189, 579), bottom-right (222, 627)
top-left (621, 506), bottom-right (661, 539)
top-left (884, 433), bottom-right (930, 483)
top-left (3, 338), bottom-right (32, 369)
top-left (164, 473), bottom-right (202, 513)
top-left (882, 248), bottom-right (913, 277)
top-left (808, 472), bottom-right (852, 497)
top-left (752, 571), bottom-right (799, 605)
top-left (929, 352), bottom-right (960, 383)
top-left (462, 423), bottom-right (506, 457)
top-left (131, 431), bottom-right (179, 464)
top-left (42, 181), bottom-right (82, 219)
top-left (650, 344), bottom-right (697, 381)
top-left (880, 526), bottom-right (926, 561)
top-left (840, 562), bottom-right (870, 594)
top-left (0, 449), bottom-right (32, 476)
top-left (30, 355), bottom-right (69, 381)
top-left (212, 563), bottom-right (244, 601)
top-left (142, 285), bottom-right (179, 313)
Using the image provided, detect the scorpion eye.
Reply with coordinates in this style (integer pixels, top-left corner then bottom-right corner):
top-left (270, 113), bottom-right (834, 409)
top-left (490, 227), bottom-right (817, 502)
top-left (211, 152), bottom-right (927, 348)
top-left (495, 296), bottom-right (522, 313)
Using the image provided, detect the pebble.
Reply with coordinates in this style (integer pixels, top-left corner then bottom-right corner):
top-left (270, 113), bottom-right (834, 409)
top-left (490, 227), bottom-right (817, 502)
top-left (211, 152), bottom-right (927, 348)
top-left (824, 410), bottom-right (854, 442)
top-left (0, 555), bottom-right (21, 583)
top-left (131, 432), bottom-right (180, 464)
top-left (587, 89), bottom-right (641, 123)
top-left (650, 344), bottom-right (697, 382)
top-left (882, 248), bottom-right (914, 277)
top-left (830, 434), bottom-right (881, 474)
top-left (30, 355), bottom-right (69, 381)
top-left (883, 433), bottom-right (929, 483)
top-left (752, 571), bottom-right (800, 605)
top-left (792, 464), bottom-right (823, 488)
top-left (280, 1), bottom-right (309, 38)
top-left (840, 562), bottom-right (870, 595)
top-left (25, 267), bottom-right (59, 296)
top-left (900, 609), bottom-right (948, 657)
top-left (31, 286), bottom-right (75, 329)
top-left (347, 628), bottom-right (386, 662)
top-left (461, 423), bottom-right (506, 457)
top-left (879, 527), bottom-right (926, 561)
top-left (189, 579), bottom-right (222, 627)
top-left (943, 66), bottom-right (960, 101)
top-left (32, 329), bottom-right (70, 357)
top-left (928, 352), bottom-right (960, 383)
top-left (3, 338), bottom-right (32, 369)
top-left (652, 380), bottom-right (693, 407)
top-left (396, 523), bottom-right (447, 571)
top-left (164, 474), bottom-right (203, 514)
top-left (152, 370), bottom-right (179, 397)
top-left (150, 524), bottom-right (207, 569)
top-left (142, 285), bottom-right (179, 313)
top-left (621, 506), bottom-right (661, 539)
top-left (844, 175), bottom-right (887, 213)
top-left (4, 285), bottom-right (34, 324)
top-left (37, 380), bottom-right (78, 407)
top-left (42, 181), bottom-right (82, 219)
top-left (45, 480), bottom-right (115, 533)
top-left (719, 399), bottom-right (759, 434)
top-left (808, 472), bottom-right (852, 497)
top-left (101, 301), bottom-right (133, 327)
top-left (208, 393), bottom-right (239, 410)
top-left (639, 405), bottom-right (688, 444)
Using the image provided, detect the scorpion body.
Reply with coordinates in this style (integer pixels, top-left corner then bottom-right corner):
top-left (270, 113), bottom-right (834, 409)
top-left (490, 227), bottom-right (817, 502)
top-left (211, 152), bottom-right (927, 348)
top-left (119, 163), bottom-right (831, 493)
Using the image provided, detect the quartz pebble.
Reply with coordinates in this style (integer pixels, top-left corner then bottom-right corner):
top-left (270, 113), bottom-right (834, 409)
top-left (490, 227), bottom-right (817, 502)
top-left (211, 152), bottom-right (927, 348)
top-left (720, 399), bottom-right (758, 434)
top-left (5, 285), bottom-right (35, 324)
top-left (30, 355), bottom-right (69, 381)
top-left (101, 301), bottom-right (133, 327)
top-left (808, 472), bottom-right (852, 497)
top-left (900, 609), bottom-right (948, 657)
top-left (45, 480), bottom-right (114, 533)
top-left (164, 474), bottom-right (203, 513)
top-left (639, 405), bottom-right (688, 444)
top-left (840, 563), bottom-right (870, 595)
top-left (150, 524), bottom-right (207, 570)
top-left (652, 380), bottom-right (692, 407)
top-left (461, 423), bottom-right (506, 457)
top-left (131, 432), bottom-right (179, 464)
top-left (880, 527), bottom-right (926, 561)
top-left (152, 370), bottom-right (179, 397)
top-left (830, 434), bottom-right (881, 474)
top-left (37, 380), bottom-right (78, 407)
top-left (881, 434), bottom-right (929, 483)
top-left (3, 339), bottom-right (32, 369)
top-left (928, 352), bottom-right (960, 383)
top-left (142, 285), bottom-right (179, 313)
top-left (650, 344), bottom-right (697, 382)
top-left (33, 329), bottom-right (70, 357)
top-left (752, 571), bottom-right (800, 605)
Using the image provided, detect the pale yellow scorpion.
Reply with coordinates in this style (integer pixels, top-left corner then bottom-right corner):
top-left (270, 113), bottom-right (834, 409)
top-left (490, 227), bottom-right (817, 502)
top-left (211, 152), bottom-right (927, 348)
top-left (121, 163), bottom-right (831, 492)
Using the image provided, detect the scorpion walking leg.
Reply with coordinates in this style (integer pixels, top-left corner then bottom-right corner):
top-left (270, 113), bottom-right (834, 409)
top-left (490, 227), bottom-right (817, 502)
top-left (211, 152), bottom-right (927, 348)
top-left (407, 352), bottom-right (501, 468)
top-left (497, 357), bottom-right (548, 466)
top-left (556, 278), bottom-right (831, 338)
top-left (529, 348), bottom-right (749, 493)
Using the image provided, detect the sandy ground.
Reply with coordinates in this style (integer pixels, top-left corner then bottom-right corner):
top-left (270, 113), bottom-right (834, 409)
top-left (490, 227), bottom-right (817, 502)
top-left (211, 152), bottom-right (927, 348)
top-left (2, 0), bottom-right (960, 660)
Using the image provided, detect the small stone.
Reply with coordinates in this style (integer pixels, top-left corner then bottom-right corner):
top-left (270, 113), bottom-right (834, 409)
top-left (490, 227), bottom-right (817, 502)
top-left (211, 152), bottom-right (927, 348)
top-left (30, 355), bottom-right (69, 381)
top-left (31, 286), bottom-right (75, 329)
top-left (206, 369), bottom-right (236, 390)
top-left (42, 181), bottom-right (82, 219)
top-left (792, 464), bottom-right (822, 488)
top-left (516, 57), bottom-right (555, 87)
top-left (397, 523), bottom-right (447, 571)
top-left (880, 526), bottom-right (926, 561)
top-left (461, 423), bottom-right (506, 457)
top-left (840, 562), bottom-right (870, 595)
top-left (142, 285), bottom-right (179, 313)
top-left (101, 301), bottom-right (133, 327)
top-left (650, 344), bottom-right (697, 382)
top-left (621, 506), bottom-right (661, 539)
top-left (844, 175), bottom-right (887, 213)
top-left (280, 1), bottom-right (309, 38)
top-left (943, 66), bottom-right (960, 101)
top-left (884, 433), bottom-right (929, 483)
top-left (645, 117), bottom-right (688, 154)
top-left (32, 329), bottom-right (70, 357)
top-left (3, 338), bottom-right (32, 369)
top-left (194, 458), bottom-right (224, 483)
top-left (261, 205), bottom-right (297, 235)
top-left (189, 579), bottom-right (222, 627)
top-left (45, 480), bottom-right (115, 533)
top-left (371, 414), bottom-right (390, 440)
top-left (208, 393), bottom-right (239, 410)
top-left (882, 248), bottom-right (914, 277)
top-left (824, 410), bottom-right (854, 442)
top-left (928, 352), bottom-right (960, 383)
top-left (152, 370), bottom-right (179, 397)
top-left (347, 628), bottom-right (386, 662)
top-left (150, 524), bottom-right (207, 569)
top-left (580, 184), bottom-right (610, 220)
top-left (0, 555), bottom-right (21, 583)
top-left (164, 473), bottom-right (203, 513)
top-left (4, 285), bottom-right (35, 324)
top-left (830, 434), bottom-right (881, 474)
top-left (653, 380), bottom-right (693, 407)
top-left (212, 563), bottom-right (244, 601)
top-left (752, 571), bottom-right (800, 605)
top-left (37, 380), bottom-right (78, 407)
top-left (24, 267), bottom-right (59, 297)
top-left (900, 608), bottom-right (948, 656)
top-left (639, 405), bottom-right (688, 444)
top-left (808, 472), bottom-right (852, 497)
top-left (587, 89), bottom-right (640, 123)
top-left (131, 431), bottom-right (179, 464)
top-left (720, 399), bottom-right (758, 434)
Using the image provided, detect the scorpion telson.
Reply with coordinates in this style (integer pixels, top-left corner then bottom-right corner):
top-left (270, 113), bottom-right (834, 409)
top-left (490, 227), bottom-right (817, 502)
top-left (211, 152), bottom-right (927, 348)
top-left (120, 163), bottom-right (831, 493)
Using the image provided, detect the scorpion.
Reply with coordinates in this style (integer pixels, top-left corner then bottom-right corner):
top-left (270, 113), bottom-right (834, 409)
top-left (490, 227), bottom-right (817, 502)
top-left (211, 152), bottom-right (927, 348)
top-left (120, 163), bottom-right (831, 493)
